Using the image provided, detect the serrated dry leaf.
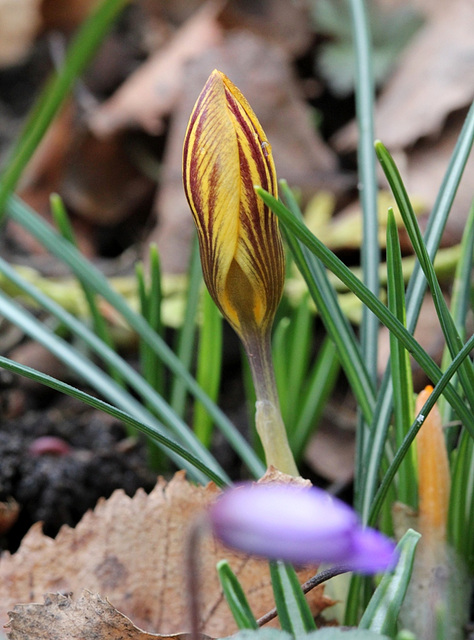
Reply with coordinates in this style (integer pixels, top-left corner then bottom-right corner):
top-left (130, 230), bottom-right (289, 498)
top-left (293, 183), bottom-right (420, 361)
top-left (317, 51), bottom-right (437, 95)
top-left (0, 472), bottom-right (332, 638)
top-left (6, 591), bottom-right (197, 640)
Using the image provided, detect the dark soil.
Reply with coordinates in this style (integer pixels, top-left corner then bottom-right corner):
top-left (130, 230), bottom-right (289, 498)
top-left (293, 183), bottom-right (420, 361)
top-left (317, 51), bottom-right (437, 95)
top-left (0, 393), bottom-right (156, 553)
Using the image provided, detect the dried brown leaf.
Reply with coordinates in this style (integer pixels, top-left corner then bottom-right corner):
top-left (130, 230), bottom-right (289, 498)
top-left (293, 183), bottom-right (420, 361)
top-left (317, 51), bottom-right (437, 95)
top-left (374, 0), bottom-right (474, 149)
top-left (6, 591), bottom-right (196, 640)
top-left (88, 1), bottom-right (224, 137)
top-left (334, 0), bottom-right (474, 151)
top-left (0, 472), bottom-right (332, 637)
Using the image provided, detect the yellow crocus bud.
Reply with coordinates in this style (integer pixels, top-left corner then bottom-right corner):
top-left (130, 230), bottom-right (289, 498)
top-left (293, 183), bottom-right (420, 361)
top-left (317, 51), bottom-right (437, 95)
top-left (183, 69), bottom-right (284, 343)
top-left (183, 69), bottom-right (297, 476)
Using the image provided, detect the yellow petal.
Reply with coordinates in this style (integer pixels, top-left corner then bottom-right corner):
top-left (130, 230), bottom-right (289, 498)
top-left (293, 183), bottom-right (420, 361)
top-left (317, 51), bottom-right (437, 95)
top-left (183, 69), bottom-right (284, 340)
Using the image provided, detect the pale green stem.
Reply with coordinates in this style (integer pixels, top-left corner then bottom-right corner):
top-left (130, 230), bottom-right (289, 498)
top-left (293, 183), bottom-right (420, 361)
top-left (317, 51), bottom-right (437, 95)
top-left (243, 330), bottom-right (299, 477)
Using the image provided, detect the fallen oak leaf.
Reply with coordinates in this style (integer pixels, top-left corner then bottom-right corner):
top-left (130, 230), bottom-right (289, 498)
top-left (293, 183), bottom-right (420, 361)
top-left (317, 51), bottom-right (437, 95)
top-left (0, 472), bottom-right (332, 637)
top-left (6, 591), bottom-right (198, 640)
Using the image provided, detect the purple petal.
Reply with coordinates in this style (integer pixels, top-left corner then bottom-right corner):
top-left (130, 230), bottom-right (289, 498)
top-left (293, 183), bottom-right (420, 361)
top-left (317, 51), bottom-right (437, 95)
top-left (209, 484), bottom-right (396, 573)
top-left (210, 484), bottom-right (357, 565)
top-left (344, 527), bottom-right (398, 574)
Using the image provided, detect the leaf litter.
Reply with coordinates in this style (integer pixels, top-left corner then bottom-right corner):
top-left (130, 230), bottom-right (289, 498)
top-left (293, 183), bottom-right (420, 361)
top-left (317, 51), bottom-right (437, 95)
top-left (0, 472), bottom-right (332, 639)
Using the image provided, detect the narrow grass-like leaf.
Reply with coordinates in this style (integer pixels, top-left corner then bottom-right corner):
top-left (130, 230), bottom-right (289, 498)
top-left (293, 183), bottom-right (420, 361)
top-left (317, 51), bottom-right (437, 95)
top-left (375, 140), bottom-right (474, 410)
top-left (448, 430), bottom-right (474, 572)
top-left (278, 181), bottom-right (375, 425)
top-left (441, 199), bottom-right (474, 436)
top-left (0, 287), bottom-right (228, 483)
top-left (292, 336), bottom-right (340, 459)
top-left (386, 208), bottom-right (416, 507)
top-left (51, 193), bottom-right (124, 387)
top-left (0, 0), bottom-right (129, 219)
top-left (358, 104), bottom-right (474, 524)
top-left (0, 354), bottom-right (226, 487)
top-left (193, 287), bottom-right (223, 447)
top-left (359, 529), bottom-right (421, 636)
top-left (369, 332), bottom-right (474, 526)
top-left (257, 187), bottom-right (473, 434)
top-left (217, 560), bottom-right (258, 630)
top-left (135, 244), bottom-right (165, 468)
top-left (348, 0), bottom-right (379, 383)
top-left (0, 257), bottom-right (229, 481)
top-left (144, 244), bottom-right (165, 393)
top-left (269, 561), bottom-right (316, 635)
top-left (6, 195), bottom-right (264, 477)
top-left (348, 0), bottom-right (379, 525)
top-left (285, 294), bottom-right (313, 429)
top-left (170, 239), bottom-right (201, 418)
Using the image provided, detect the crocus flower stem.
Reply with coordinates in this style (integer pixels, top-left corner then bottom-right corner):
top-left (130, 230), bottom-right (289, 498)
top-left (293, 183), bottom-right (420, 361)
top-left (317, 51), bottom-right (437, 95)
top-left (244, 329), bottom-right (299, 477)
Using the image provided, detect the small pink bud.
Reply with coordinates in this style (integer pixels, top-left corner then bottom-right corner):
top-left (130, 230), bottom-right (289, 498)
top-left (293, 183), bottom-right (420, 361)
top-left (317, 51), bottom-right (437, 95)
top-left (28, 436), bottom-right (71, 457)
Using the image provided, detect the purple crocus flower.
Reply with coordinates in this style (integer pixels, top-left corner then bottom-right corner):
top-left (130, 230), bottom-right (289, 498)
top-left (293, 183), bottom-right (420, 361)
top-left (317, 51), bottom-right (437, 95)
top-left (209, 483), bottom-right (396, 574)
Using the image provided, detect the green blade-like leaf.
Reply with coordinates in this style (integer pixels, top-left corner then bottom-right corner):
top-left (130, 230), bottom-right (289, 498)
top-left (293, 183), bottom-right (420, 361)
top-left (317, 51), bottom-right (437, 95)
top-left (144, 244), bottom-right (165, 393)
top-left (273, 315), bottom-right (290, 422)
top-left (269, 561), bottom-right (316, 635)
top-left (279, 181), bottom-right (375, 426)
top-left (194, 287), bottom-right (223, 446)
top-left (375, 140), bottom-right (474, 410)
top-left (257, 187), bottom-right (473, 436)
top-left (369, 331), bottom-right (474, 525)
top-left (386, 207), bottom-right (416, 508)
top-left (6, 195), bottom-right (264, 477)
top-left (292, 336), bottom-right (340, 459)
top-left (284, 293), bottom-right (313, 429)
top-left (348, 0), bottom-right (379, 383)
top-left (359, 528), bottom-right (421, 636)
top-left (0, 354), bottom-right (225, 487)
top-left (448, 430), bottom-right (474, 572)
top-left (440, 199), bottom-right (474, 434)
top-left (217, 560), bottom-right (258, 630)
top-left (170, 239), bottom-right (201, 417)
